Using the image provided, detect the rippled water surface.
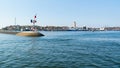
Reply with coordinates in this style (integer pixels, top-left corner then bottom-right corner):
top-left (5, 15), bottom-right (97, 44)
top-left (0, 31), bottom-right (120, 68)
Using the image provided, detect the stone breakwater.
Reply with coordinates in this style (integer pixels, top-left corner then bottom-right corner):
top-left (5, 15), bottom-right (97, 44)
top-left (16, 31), bottom-right (44, 37)
top-left (0, 30), bottom-right (19, 34)
top-left (0, 30), bottom-right (44, 37)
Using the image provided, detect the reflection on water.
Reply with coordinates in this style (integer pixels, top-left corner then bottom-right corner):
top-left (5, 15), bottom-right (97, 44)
top-left (0, 31), bottom-right (120, 68)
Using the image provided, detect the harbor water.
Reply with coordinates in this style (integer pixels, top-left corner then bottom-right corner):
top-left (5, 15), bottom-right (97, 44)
top-left (0, 31), bottom-right (120, 68)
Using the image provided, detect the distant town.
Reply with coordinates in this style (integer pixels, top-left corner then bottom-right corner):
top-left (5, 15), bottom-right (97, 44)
top-left (1, 22), bottom-right (120, 31)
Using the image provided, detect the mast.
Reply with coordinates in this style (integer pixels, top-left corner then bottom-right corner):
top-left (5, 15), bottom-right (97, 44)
top-left (31, 14), bottom-right (37, 31)
top-left (14, 17), bottom-right (17, 31)
top-left (15, 17), bottom-right (16, 26)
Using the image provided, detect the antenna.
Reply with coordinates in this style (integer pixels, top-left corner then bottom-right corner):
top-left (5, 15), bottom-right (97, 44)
top-left (15, 17), bottom-right (16, 26)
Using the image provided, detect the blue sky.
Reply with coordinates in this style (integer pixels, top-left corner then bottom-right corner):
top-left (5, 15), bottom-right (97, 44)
top-left (0, 0), bottom-right (120, 28)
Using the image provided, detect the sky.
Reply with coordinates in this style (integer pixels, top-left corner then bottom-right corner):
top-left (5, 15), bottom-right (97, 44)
top-left (0, 0), bottom-right (120, 28)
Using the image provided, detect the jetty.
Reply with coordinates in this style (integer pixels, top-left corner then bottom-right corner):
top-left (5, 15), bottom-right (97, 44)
top-left (16, 31), bottom-right (44, 37)
top-left (0, 15), bottom-right (45, 37)
top-left (0, 30), bottom-right (19, 35)
top-left (0, 30), bottom-right (44, 37)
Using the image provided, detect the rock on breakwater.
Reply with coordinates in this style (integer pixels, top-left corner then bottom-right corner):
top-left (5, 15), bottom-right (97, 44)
top-left (16, 31), bottom-right (44, 37)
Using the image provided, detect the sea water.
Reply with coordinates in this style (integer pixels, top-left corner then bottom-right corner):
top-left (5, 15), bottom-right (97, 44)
top-left (0, 31), bottom-right (120, 68)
